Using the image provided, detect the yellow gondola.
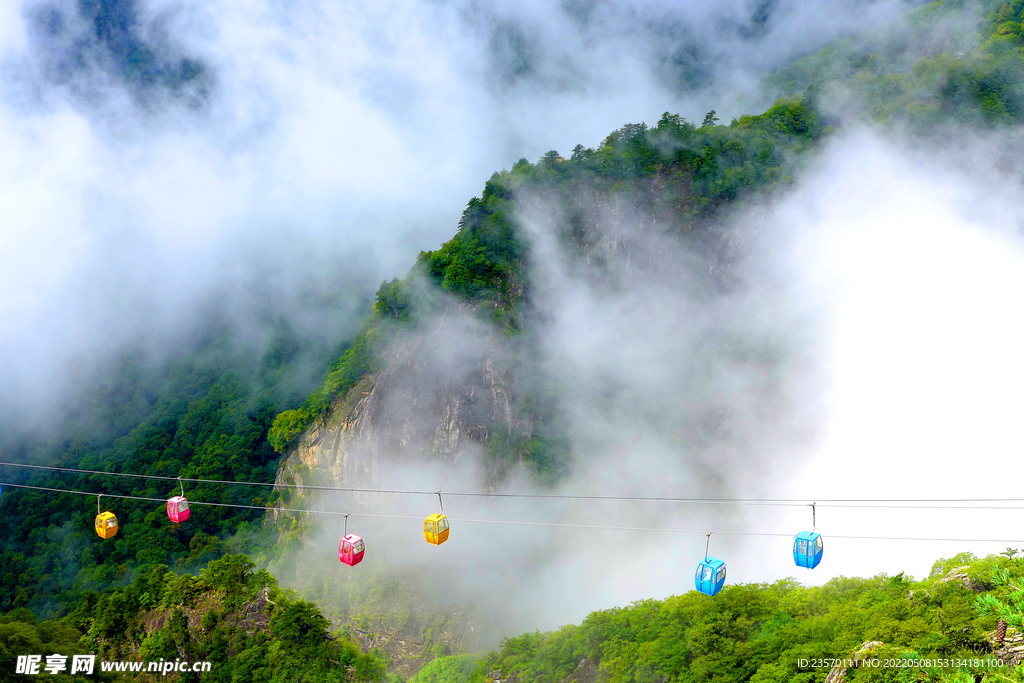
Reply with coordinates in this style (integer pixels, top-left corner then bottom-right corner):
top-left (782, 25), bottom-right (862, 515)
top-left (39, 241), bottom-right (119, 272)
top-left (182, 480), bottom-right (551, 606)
top-left (94, 495), bottom-right (118, 539)
top-left (423, 492), bottom-right (449, 545)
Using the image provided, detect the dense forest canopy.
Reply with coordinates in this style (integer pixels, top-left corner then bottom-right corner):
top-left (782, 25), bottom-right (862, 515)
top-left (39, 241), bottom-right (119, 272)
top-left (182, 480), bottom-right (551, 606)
top-left (2, 552), bottom-right (1022, 682)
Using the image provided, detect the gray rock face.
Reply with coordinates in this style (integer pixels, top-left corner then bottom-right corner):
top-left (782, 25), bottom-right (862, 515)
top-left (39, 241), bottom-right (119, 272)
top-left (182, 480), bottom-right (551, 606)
top-left (939, 566), bottom-right (984, 592)
top-left (487, 658), bottom-right (601, 683)
top-left (561, 658), bottom-right (601, 683)
top-left (824, 641), bottom-right (886, 683)
top-left (989, 626), bottom-right (1024, 667)
top-left (275, 304), bottom-right (533, 493)
top-left (233, 587), bottom-right (275, 636)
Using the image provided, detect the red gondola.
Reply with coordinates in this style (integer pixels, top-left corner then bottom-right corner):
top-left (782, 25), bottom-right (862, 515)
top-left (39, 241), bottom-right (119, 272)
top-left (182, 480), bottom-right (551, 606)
top-left (339, 514), bottom-right (365, 567)
top-left (167, 478), bottom-right (190, 523)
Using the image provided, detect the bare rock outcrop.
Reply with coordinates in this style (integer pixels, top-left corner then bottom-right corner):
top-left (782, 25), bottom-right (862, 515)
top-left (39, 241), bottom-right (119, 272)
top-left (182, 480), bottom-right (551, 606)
top-left (274, 305), bottom-right (534, 502)
top-left (231, 587), bottom-right (275, 636)
top-left (988, 625), bottom-right (1024, 667)
top-left (485, 658), bottom-right (600, 683)
top-left (561, 658), bottom-right (600, 683)
top-left (138, 592), bottom-right (224, 638)
top-left (824, 641), bottom-right (886, 683)
top-left (938, 566), bottom-right (984, 592)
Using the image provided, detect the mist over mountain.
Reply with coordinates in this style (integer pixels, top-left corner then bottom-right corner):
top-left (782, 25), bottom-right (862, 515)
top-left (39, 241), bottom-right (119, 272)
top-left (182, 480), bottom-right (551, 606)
top-left (0, 0), bottom-right (916, 428)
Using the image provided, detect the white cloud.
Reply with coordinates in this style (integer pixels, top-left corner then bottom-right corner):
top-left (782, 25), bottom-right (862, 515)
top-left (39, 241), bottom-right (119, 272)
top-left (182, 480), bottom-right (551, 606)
top-left (769, 128), bottom-right (1024, 583)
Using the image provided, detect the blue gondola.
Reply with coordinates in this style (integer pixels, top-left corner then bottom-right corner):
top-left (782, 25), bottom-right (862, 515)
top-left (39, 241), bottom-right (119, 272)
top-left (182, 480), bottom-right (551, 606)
top-left (694, 533), bottom-right (727, 596)
top-left (793, 503), bottom-right (824, 569)
top-left (793, 531), bottom-right (823, 568)
top-left (695, 557), bottom-right (727, 595)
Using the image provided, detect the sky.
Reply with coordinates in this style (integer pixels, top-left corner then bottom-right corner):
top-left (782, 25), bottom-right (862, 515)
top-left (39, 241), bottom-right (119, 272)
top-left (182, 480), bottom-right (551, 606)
top-left (6, 0), bottom-right (1024, 643)
top-left (768, 126), bottom-right (1024, 587)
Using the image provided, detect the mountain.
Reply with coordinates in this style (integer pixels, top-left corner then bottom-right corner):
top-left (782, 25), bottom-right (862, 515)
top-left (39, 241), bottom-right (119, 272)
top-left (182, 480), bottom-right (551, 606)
top-left (3, 0), bottom-right (1024, 680)
top-left (267, 96), bottom-right (823, 492)
top-left (0, 554), bottom-right (395, 683)
top-left (1, 551), bottom-right (1020, 682)
top-left (265, 0), bottom-right (1024, 496)
top-left (424, 552), bottom-right (1024, 683)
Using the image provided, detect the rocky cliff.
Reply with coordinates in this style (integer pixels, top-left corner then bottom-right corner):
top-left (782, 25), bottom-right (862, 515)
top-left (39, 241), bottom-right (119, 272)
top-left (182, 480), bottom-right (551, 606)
top-left (273, 301), bottom-right (534, 497)
top-left (272, 178), bottom-right (760, 500)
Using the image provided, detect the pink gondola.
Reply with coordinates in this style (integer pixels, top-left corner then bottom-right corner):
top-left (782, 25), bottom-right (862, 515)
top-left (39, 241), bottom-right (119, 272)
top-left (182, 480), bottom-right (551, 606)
top-left (338, 514), bottom-right (365, 567)
top-left (167, 478), bottom-right (190, 523)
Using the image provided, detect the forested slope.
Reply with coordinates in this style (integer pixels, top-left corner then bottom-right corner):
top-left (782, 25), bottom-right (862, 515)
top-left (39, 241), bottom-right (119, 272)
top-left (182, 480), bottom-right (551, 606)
top-left (266, 95), bottom-right (825, 465)
top-left (2, 551), bottom-right (1021, 682)
top-left (772, 0), bottom-right (1024, 126)
top-left (0, 554), bottom-right (395, 683)
top-left (416, 553), bottom-right (1024, 683)
top-left (0, 319), bottom-right (354, 616)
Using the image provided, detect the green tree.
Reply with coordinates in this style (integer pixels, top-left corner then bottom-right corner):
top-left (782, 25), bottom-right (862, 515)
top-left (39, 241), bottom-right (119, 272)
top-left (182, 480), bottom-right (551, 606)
top-left (975, 566), bottom-right (1024, 632)
top-left (373, 278), bottom-right (410, 321)
top-left (268, 408), bottom-right (312, 453)
top-left (201, 554), bottom-right (256, 609)
top-left (540, 150), bottom-right (563, 167)
top-left (413, 653), bottom-right (478, 683)
top-left (270, 599), bottom-right (330, 649)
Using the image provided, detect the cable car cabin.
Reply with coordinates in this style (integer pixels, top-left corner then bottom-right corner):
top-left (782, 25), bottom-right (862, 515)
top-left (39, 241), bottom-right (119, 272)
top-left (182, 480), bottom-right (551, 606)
top-left (338, 534), bottom-right (365, 566)
top-left (167, 496), bottom-right (190, 524)
top-left (423, 513), bottom-right (449, 545)
top-left (793, 531), bottom-right (823, 569)
top-left (94, 512), bottom-right (118, 539)
top-left (695, 557), bottom-right (727, 596)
